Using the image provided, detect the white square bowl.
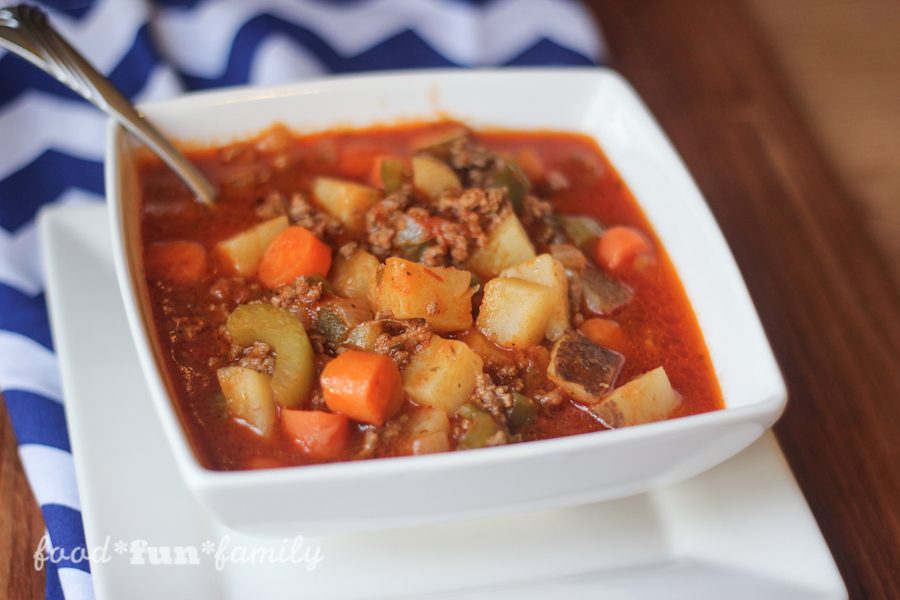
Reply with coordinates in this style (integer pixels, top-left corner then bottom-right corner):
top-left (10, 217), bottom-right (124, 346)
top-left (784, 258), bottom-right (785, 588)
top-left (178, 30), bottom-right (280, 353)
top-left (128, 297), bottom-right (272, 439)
top-left (106, 68), bottom-right (786, 537)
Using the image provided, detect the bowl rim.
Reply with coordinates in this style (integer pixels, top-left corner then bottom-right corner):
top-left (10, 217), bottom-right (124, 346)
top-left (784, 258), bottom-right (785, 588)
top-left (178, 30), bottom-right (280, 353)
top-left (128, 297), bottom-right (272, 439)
top-left (106, 67), bottom-right (788, 489)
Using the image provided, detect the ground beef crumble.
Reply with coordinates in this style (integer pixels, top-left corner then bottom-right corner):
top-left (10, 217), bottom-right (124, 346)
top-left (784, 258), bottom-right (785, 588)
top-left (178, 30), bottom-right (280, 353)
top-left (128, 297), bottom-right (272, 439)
top-left (338, 241), bottom-right (359, 259)
top-left (566, 270), bottom-right (585, 325)
top-left (429, 187), bottom-right (509, 266)
top-left (371, 318), bottom-right (433, 368)
top-left (365, 185), bottom-right (511, 268)
top-left (421, 220), bottom-right (469, 267)
top-left (446, 138), bottom-right (504, 187)
top-left (491, 363), bottom-right (525, 390)
top-left (254, 191), bottom-right (343, 242)
top-left (535, 388), bottom-right (564, 408)
top-left (520, 194), bottom-right (555, 246)
top-left (230, 341), bottom-right (275, 375)
top-left (355, 427), bottom-right (379, 459)
top-left (268, 276), bottom-right (324, 317)
top-left (365, 189), bottom-right (413, 259)
top-left (288, 192), bottom-right (343, 240)
top-left (520, 194), bottom-right (553, 227)
top-left (209, 276), bottom-right (262, 306)
top-left (471, 372), bottom-right (518, 424)
top-left (354, 414), bottom-right (410, 459)
top-left (170, 315), bottom-right (208, 342)
top-left (308, 331), bottom-right (328, 355)
top-left (254, 191), bottom-right (287, 220)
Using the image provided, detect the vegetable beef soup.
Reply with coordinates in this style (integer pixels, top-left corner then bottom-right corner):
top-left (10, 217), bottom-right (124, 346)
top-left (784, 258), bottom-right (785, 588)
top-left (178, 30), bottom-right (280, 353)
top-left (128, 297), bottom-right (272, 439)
top-left (139, 121), bottom-right (723, 470)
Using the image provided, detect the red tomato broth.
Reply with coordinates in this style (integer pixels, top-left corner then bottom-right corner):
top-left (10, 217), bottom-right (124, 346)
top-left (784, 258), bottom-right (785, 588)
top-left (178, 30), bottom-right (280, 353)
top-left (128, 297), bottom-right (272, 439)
top-left (482, 131), bottom-right (722, 418)
top-left (139, 121), bottom-right (723, 470)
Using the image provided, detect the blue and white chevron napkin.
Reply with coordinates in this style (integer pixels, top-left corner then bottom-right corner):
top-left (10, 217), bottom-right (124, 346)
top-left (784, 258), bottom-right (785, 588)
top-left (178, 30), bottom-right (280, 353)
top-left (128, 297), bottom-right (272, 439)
top-left (0, 1), bottom-right (603, 598)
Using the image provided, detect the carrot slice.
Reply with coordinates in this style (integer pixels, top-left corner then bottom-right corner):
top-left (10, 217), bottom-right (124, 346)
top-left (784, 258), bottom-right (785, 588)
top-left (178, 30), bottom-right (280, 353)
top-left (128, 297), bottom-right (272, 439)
top-left (282, 410), bottom-right (350, 461)
top-left (595, 226), bottom-right (654, 272)
top-left (145, 240), bottom-right (207, 285)
top-left (320, 350), bottom-right (403, 426)
top-left (579, 318), bottom-right (629, 354)
top-left (515, 148), bottom-right (546, 182)
top-left (257, 226), bottom-right (332, 288)
top-left (338, 142), bottom-right (379, 179)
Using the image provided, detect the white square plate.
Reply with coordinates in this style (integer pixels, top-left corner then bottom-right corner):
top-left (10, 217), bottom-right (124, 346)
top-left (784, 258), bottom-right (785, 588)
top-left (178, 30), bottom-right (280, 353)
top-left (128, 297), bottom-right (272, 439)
top-left (106, 69), bottom-right (787, 536)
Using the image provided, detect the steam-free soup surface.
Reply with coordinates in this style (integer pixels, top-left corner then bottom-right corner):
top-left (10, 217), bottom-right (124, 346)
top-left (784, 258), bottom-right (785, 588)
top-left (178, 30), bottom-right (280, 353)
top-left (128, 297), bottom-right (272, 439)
top-left (140, 121), bottom-right (723, 470)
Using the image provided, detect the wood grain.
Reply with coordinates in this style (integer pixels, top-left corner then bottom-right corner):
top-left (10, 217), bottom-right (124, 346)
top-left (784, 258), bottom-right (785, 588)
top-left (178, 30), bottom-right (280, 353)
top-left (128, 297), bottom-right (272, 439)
top-left (0, 394), bottom-right (45, 599)
top-left (747, 0), bottom-right (900, 289)
top-left (585, 1), bottom-right (900, 598)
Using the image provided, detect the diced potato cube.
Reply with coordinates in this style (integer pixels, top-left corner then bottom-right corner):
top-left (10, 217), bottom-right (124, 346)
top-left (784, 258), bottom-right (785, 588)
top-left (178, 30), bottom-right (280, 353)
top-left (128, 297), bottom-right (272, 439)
top-left (375, 258), bottom-right (475, 332)
top-left (466, 213), bottom-right (536, 280)
top-left (412, 155), bottom-right (461, 200)
top-left (343, 320), bottom-right (386, 352)
top-left (458, 328), bottom-right (517, 367)
top-left (410, 431), bottom-right (450, 456)
top-left (330, 249), bottom-right (380, 309)
top-left (215, 215), bottom-right (288, 276)
top-left (399, 406), bottom-right (451, 455)
top-left (403, 337), bottom-right (483, 414)
top-left (591, 367), bottom-right (682, 428)
top-left (476, 277), bottom-right (555, 349)
top-left (547, 332), bottom-right (624, 404)
top-left (312, 176), bottom-right (381, 235)
top-left (501, 254), bottom-right (570, 341)
top-left (217, 366), bottom-right (276, 437)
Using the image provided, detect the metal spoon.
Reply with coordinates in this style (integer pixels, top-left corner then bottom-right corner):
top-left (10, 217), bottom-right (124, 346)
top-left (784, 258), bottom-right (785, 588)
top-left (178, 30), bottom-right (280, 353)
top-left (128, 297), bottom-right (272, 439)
top-left (0, 4), bottom-right (217, 204)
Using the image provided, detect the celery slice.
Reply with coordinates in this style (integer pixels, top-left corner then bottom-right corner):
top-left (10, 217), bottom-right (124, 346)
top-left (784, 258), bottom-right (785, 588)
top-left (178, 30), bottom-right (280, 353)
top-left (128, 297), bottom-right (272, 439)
top-left (226, 303), bottom-right (314, 408)
top-left (556, 215), bottom-right (605, 252)
top-left (456, 403), bottom-right (503, 449)
top-left (380, 158), bottom-right (407, 194)
top-left (491, 161), bottom-right (531, 212)
top-left (507, 393), bottom-right (538, 433)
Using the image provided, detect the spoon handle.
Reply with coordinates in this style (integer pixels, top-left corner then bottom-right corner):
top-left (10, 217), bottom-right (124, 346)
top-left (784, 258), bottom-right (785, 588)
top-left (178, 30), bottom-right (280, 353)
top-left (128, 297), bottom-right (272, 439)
top-left (0, 4), bottom-right (217, 204)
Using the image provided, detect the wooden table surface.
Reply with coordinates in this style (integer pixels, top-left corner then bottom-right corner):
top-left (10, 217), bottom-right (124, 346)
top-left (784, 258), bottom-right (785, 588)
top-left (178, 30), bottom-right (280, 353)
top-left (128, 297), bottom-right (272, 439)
top-left (587, 2), bottom-right (900, 597)
top-left (748, 0), bottom-right (900, 290)
top-left (2, 1), bottom-right (899, 598)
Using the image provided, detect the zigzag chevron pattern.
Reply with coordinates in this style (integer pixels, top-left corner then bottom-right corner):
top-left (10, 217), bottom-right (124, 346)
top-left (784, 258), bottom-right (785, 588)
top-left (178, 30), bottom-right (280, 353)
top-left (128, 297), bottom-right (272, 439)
top-left (0, 0), bottom-right (154, 104)
top-left (250, 34), bottom-right (328, 84)
top-left (0, 1), bottom-right (602, 598)
top-left (0, 94), bottom-right (106, 180)
top-left (40, 0), bottom-right (150, 72)
top-left (0, 218), bottom-right (45, 295)
top-left (0, 189), bottom-right (103, 294)
top-left (155, 0), bottom-right (601, 74)
top-left (0, 330), bottom-right (62, 400)
top-left (0, 69), bottom-right (181, 184)
top-left (19, 444), bottom-right (82, 510)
